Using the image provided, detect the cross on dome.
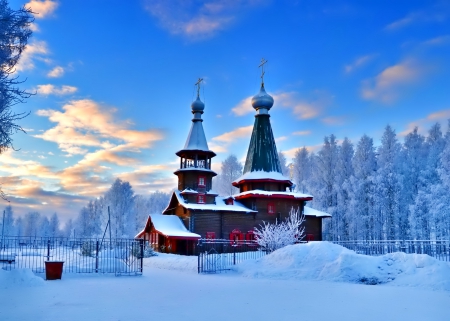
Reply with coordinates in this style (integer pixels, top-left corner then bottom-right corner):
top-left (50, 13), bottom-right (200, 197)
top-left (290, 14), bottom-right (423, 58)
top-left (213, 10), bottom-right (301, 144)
top-left (258, 58), bottom-right (267, 85)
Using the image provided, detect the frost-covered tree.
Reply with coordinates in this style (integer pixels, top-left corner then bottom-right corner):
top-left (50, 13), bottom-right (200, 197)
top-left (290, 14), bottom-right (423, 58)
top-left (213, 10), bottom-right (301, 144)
top-left (278, 151), bottom-right (290, 178)
top-left (334, 137), bottom-right (354, 240)
top-left (23, 211), bottom-right (40, 237)
top-left (63, 218), bottom-right (74, 238)
top-left (215, 154), bottom-right (242, 196)
top-left (293, 147), bottom-right (311, 193)
top-left (15, 215), bottom-right (23, 236)
top-left (39, 216), bottom-right (50, 237)
top-left (104, 178), bottom-right (135, 238)
top-left (374, 125), bottom-right (402, 240)
top-left (49, 213), bottom-right (61, 237)
top-left (313, 135), bottom-right (339, 238)
top-left (350, 135), bottom-right (376, 240)
top-left (253, 207), bottom-right (305, 252)
top-left (2, 204), bottom-right (14, 236)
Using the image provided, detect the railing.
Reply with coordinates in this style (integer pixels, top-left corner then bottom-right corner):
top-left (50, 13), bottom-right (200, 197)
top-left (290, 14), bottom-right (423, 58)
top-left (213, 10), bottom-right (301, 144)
top-left (332, 240), bottom-right (450, 261)
top-left (196, 239), bottom-right (266, 273)
top-left (0, 236), bottom-right (144, 275)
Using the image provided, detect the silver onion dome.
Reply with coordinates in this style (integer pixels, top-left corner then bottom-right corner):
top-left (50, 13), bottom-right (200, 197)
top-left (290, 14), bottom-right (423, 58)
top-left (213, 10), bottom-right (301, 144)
top-left (191, 95), bottom-right (205, 113)
top-left (251, 84), bottom-right (274, 110)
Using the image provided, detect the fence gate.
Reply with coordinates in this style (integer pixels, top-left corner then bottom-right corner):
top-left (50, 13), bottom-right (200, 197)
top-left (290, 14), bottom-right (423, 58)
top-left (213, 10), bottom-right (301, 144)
top-left (196, 239), bottom-right (266, 274)
top-left (198, 248), bottom-right (225, 273)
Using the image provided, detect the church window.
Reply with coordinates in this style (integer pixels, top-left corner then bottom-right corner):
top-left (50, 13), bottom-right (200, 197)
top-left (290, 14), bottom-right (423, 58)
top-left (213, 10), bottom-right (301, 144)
top-left (198, 176), bottom-right (206, 187)
top-left (197, 194), bottom-right (205, 204)
top-left (268, 202), bottom-right (275, 214)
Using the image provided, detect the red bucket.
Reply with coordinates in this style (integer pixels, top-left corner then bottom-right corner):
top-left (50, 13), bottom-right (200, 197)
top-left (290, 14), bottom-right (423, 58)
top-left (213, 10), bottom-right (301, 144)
top-left (45, 261), bottom-right (64, 280)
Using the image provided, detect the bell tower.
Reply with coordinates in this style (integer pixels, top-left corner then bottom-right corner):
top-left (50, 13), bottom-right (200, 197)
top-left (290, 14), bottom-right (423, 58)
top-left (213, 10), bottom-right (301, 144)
top-left (174, 79), bottom-right (217, 204)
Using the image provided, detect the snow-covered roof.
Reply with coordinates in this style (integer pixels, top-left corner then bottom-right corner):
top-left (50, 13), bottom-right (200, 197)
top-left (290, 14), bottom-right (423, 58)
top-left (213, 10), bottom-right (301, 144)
top-left (234, 190), bottom-right (313, 200)
top-left (149, 214), bottom-right (201, 238)
top-left (172, 190), bottom-right (256, 213)
top-left (304, 206), bottom-right (331, 217)
top-left (233, 170), bottom-right (292, 184)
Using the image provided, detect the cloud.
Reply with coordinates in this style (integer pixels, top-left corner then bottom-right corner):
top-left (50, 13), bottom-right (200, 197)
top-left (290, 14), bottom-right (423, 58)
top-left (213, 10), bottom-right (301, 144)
top-left (35, 99), bottom-right (164, 156)
top-left (15, 41), bottom-right (49, 71)
top-left (422, 35), bottom-right (450, 46)
top-left (144, 0), bottom-right (265, 40)
top-left (400, 109), bottom-right (450, 136)
top-left (212, 125), bottom-right (253, 143)
top-left (345, 54), bottom-right (376, 73)
top-left (26, 0), bottom-right (59, 19)
top-left (209, 125), bottom-right (253, 153)
top-left (361, 59), bottom-right (423, 103)
top-left (292, 130), bottom-right (311, 136)
top-left (231, 96), bottom-right (253, 116)
top-left (275, 136), bottom-right (288, 143)
top-left (47, 66), bottom-right (65, 77)
top-left (321, 116), bottom-right (346, 126)
top-left (37, 84), bottom-right (78, 95)
top-left (385, 9), bottom-right (448, 31)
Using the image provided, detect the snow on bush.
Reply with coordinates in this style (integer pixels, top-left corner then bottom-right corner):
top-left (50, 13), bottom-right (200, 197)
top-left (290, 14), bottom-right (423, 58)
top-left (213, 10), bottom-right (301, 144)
top-left (235, 242), bottom-right (450, 291)
top-left (253, 207), bottom-right (305, 252)
top-left (0, 269), bottom-right (45, 288)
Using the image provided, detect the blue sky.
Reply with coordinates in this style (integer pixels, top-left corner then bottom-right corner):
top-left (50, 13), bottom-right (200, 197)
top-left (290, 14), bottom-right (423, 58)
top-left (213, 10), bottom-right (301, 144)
top-left (2, 0), bottom-right (450, 223)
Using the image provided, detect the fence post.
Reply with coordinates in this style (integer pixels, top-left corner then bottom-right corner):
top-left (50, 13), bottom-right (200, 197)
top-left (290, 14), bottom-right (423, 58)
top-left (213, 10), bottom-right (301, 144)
top-left (139, 239), bottom-right (144, 273)
top-left (47, 238), bottom-right (50, 261)
top-left (233, 240), bottom-right (236, 265)
top-left (95, 240), bottom-right (99, 273)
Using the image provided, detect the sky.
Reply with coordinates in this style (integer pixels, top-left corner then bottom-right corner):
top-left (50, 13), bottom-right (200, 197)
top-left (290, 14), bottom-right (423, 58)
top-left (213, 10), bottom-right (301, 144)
top-left (1, 0), bottom-right (450, 224)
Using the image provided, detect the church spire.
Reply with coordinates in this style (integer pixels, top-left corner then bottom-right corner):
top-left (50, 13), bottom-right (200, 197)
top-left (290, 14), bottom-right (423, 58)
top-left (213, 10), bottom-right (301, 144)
top-left (243, 59), bottom-right (281, 173)
top-left (233, 59), bottom-right (292, 190)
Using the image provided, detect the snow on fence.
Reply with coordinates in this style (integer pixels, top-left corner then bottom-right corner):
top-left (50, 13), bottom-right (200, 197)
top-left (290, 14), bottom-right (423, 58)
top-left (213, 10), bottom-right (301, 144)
top-left (196, 239), bottom-right (267, 273)
top-left (332, 240), bottom-right (450, 261)
top-left (0, 236), bottom-right (144, 276)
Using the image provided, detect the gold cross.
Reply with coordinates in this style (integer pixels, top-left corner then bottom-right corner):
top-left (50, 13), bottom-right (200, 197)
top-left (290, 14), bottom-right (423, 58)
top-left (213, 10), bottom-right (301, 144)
top-left (195, 78), bottom-right (203, 97)
top-left (258, 58), bottom-right (268, 85)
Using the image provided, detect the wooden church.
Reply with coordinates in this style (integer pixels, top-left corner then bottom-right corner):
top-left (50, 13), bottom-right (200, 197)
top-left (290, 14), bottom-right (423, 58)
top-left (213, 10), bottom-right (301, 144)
top-left (136, 65), bottom-right (330, 254)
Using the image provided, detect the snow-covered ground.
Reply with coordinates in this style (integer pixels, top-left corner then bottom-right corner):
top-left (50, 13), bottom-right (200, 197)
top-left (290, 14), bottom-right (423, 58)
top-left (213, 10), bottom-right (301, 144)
top-left (1, 242), bottom-right (449, 321)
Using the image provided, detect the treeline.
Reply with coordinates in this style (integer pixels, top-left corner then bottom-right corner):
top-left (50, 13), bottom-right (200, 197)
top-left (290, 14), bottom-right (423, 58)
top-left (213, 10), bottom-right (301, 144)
top-left (0, 206), bottom-right (64, 237)
top-left (73, 178), bottom-right (170, 239)
top-left (1, 179), bottom-right (170, 239)
top-left (290, 122), bottom-right (450, 241)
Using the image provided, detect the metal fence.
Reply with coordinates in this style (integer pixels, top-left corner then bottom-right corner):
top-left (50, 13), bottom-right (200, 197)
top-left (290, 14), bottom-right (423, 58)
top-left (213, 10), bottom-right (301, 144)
top-left (0, 236), bottom-right (144, 276)
top-left (196, 239), bottom-right (267, 273)
top-left (332, 240), bottom-right (450, 261)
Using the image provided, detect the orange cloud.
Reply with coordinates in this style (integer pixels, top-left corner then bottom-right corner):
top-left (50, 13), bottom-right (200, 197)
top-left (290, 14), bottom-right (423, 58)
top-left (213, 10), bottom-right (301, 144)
top-left (361, 59), bottom-right (424, 103)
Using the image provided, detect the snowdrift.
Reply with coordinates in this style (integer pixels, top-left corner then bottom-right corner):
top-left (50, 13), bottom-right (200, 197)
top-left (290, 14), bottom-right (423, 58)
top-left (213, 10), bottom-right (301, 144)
top-left (0, 268), bottom-right (45, 289)
top-left (235, 242), bottom-right (450, 291)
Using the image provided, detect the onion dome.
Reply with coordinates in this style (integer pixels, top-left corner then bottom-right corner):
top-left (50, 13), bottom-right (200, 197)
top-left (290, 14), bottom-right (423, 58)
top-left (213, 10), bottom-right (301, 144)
top-left (191, 95), bottom-right (205, 113)
top-left (251, 84), bottom-right (274, 111)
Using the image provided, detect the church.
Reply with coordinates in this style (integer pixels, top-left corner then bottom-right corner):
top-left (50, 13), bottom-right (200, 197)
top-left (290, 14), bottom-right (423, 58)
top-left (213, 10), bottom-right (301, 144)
top-left (136, 63), bottom-right (330, 254)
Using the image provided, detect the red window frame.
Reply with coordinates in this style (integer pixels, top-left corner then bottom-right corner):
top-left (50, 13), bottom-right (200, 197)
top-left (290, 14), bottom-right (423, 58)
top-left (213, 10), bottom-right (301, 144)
top-left (267, 202), bottom-right (275, 214)
top-left (229, 229), bottom-right (244, 245)
top-left (206, 232), bottom-right (215, 240)
top-left (197, 193), bottom-right (205, 204)
top-left (198, 175), bottom-right (206, 187)
top-left (225, 198), bottom-right (234, 205)
top-left (245, 230), bottom-right (258, 246)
